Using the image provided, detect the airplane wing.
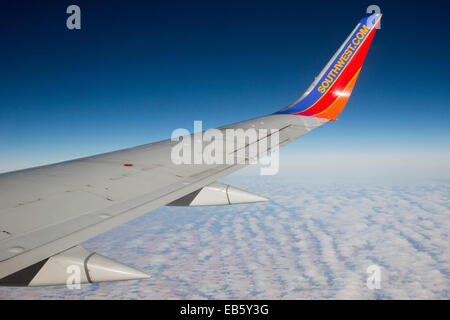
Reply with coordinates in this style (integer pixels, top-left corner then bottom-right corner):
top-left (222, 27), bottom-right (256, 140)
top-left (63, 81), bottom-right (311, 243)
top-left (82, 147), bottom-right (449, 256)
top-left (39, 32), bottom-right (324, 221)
top-left (0, 14), bottom-right (381, 286)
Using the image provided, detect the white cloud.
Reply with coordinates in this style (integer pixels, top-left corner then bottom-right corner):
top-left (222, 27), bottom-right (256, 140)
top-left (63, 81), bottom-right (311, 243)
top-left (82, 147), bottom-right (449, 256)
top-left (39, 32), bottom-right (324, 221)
top-left (1, 177), bottom-right (448, 299)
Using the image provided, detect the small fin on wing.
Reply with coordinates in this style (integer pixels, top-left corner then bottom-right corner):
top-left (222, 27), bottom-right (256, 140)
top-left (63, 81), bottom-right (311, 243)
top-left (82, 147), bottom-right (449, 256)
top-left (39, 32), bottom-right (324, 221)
top-left (0, 246), bottom-right (150, 287)
top-left (276, 13), bottom-right (382, 120)
top-left (167, 182), bottom-right (268, 206)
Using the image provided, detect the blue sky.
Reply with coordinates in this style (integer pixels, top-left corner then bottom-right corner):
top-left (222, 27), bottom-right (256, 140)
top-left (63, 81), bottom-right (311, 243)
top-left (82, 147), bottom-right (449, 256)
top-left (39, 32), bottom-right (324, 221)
top-left (0, 0), bottom-right (449, 178)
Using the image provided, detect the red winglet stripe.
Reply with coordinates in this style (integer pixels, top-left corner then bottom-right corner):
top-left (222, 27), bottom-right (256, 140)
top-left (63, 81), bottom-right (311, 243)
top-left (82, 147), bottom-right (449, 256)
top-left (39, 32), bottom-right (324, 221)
top-left (296, 25), bottom-right (377, 117)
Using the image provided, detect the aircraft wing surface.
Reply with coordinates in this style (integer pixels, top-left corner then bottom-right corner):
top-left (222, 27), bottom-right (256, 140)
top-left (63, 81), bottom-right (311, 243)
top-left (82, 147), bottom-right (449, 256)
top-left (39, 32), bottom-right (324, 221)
top-left (0, 14), bottom-right (381, 286)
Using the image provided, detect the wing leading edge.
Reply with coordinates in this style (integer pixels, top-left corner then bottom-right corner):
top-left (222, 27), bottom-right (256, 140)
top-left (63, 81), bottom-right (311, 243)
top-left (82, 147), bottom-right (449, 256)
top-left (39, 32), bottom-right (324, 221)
top-left (0, 14), bottom-right (381, 286)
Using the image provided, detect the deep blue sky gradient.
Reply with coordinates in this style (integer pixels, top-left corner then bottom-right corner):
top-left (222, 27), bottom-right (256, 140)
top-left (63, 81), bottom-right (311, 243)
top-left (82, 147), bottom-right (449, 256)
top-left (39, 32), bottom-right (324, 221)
top-left (0, 0), bottom-right (449, 174)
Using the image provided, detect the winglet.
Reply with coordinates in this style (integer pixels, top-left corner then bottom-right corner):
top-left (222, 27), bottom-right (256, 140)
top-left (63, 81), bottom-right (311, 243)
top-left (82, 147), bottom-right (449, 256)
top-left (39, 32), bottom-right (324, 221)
top-left (0, 246), bottom-right (150, 287)
top-left (276, 13), bottom-right (382, 120)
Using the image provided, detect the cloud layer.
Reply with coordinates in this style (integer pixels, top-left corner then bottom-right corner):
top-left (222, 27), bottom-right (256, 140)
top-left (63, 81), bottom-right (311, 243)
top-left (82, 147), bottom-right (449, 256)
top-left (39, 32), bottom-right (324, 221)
top-left (1, 177), bottom-right (448, 299)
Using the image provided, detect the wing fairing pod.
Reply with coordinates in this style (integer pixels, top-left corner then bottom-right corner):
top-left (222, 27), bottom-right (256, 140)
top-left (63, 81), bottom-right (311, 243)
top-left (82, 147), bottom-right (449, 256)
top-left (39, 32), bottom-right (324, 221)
top-left (276, 13), bottom-right (382, 120)
top-left (0, 246), bottom-right (150, 287)
top-left (167, 182), bottom-right (268, 206)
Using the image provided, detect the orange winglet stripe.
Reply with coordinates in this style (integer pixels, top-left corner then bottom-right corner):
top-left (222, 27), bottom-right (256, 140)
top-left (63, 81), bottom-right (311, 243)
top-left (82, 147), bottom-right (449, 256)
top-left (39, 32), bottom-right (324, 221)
top-left (312, 68), bottom-right (361, 119)
top-left (296, 26), bottom-right (376, 117)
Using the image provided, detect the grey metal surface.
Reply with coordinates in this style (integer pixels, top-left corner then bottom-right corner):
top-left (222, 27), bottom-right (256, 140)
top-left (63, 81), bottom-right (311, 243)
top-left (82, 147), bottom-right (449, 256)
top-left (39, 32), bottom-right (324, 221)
top-left (0, 114), bottom-right (327, 279)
